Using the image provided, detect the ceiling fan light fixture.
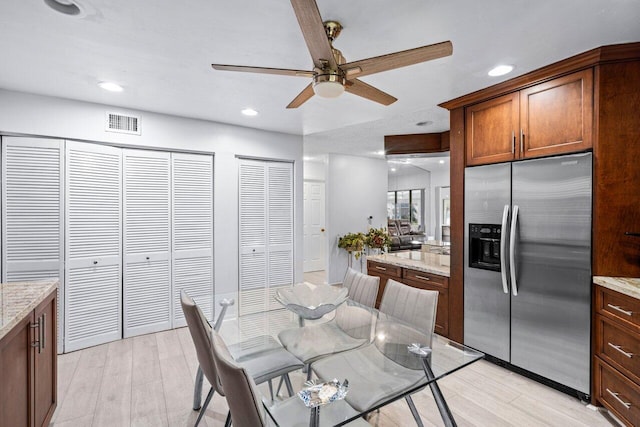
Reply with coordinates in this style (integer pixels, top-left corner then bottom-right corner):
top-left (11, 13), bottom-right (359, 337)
top-left (313, 72), bottom-right (345, 98)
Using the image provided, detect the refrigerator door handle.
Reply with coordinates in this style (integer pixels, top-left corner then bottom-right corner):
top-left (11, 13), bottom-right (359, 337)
top-left (510, 205), bottom-right (519, 296)
top-left (500, 204), bottom-right (510, 294)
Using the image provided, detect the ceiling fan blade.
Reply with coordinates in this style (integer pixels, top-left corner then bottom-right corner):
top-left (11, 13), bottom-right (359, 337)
top-left (286, 83), bottom-right (315, 109)
top-left (212, 64), bottom-right (314, 78)
top-left (345, 79), bottom-right (397, 106)
top-left (290, 0), bottom-right (337, 70)
top-left (342, 41), bottom-right (452, 78)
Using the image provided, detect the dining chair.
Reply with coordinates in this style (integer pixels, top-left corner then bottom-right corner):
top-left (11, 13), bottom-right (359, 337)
top-left (311, 279), bottom-right (438, 426)
top-left (210, 328), bottom-right (370, 427)
top-left (278, 298), bottom-right (377, 380)
top-left (342, 267), bottom-right (380, 308)
top-left (180, 290), bottom-right (304, 426)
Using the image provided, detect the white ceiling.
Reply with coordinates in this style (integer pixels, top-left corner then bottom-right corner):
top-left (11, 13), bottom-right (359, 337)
top-left (1, 0), bottom-right (638, 157)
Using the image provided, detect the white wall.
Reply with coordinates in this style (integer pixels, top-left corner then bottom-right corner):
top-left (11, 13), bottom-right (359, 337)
top-left (326, 154), bottom-right (387, 284)
top-left (0, 89), bottom-right (304, 296)
top-left (303, 159), bottom-right (326, 181)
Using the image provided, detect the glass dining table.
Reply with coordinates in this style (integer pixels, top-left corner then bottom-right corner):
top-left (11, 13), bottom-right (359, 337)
top-left (210, 287), bottom-right (484, 427)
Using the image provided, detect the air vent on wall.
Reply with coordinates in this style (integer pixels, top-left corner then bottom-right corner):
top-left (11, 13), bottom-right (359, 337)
top-left (106, 112), bottom-right (141, 135)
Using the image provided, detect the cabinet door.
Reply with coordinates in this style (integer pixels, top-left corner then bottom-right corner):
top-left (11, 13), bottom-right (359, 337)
top-left (123, 149), bottom-right (171, 337)
top-left (465, 92), bottom-right (519, 166)
top-left (0, 314), bottom-right (32, 427)
top-left (520, 69), bottom-right (593, 159)
top-left (65, 142), bottom-right (122, 351)
top-left (33, 294), bottom-right (57, 427)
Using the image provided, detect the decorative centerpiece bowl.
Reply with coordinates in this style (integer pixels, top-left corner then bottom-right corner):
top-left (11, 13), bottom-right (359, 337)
top-left (275, 283), bottom-right (348, 320)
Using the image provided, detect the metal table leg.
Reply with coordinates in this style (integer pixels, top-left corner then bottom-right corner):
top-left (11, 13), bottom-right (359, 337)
top-left (419, 358), bottom-right (457, 427)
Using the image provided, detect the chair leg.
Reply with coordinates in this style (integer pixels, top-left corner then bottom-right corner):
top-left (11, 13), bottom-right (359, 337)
top-left (405, 395), bottom-right (425, 427)
top-left (193, 366), bottom-right (204, 410)
top-left (306, 364), bottom-right (313, 381)
top-left (276, 376), bottom-right (285, 396)
top-left (268, 379), bottom-right (274, 401)
top-left (224, 411), bottom-right (232, 427)
top-left (283, 374), bottom-right (294, 397)
top-left (195, 387), bottom-right (215, 427)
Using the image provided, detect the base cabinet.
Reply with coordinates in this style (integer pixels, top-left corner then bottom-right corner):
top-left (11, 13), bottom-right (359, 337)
top-left (594, 285), bottom-right (640, 426)
top-left (0, 292), bottom-right (57, 427)
top-left (367, 260), bottom-right (450, 338)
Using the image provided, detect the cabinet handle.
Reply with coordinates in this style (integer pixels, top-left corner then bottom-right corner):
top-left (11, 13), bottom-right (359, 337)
top-left (625, 232), bottom-right (640, 237)
top-left (606, 388), bottom-right (632, 409)
top-left (520, 129), bottom-right (524, 153)
top-left (375, 266), bottom-right (387, 271)
top-left (608, 342), bottom-right (633, 358)
top-left (30, 321), bottom-right (40, 351)
top-left (607, 303), bottom-right (633, 316)
top-left (40, 314), bottom-right (46, 351)
top-left (415, 275), bottom-right (431, 281)
top-left (511, 131), bottom-right (515, 154)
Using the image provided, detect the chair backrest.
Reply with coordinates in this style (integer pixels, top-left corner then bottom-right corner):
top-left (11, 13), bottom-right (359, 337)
top-left (398, 220), bottom-right (412, 235)
top-left (180, 290), bottom-right (224, 395)
top-left (210, 329), bottom-right (266, 427)
top-left (379, 279), bottom-right (438, 345)
top-left (388, 219), bottom-right (400, 236)
top-left (342, 268), bottom-right (380, 308)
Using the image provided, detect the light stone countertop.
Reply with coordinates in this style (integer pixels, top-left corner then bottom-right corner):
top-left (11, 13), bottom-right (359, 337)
top-left (593, 276), bottom-right (640, 300)
top-left (367, 251), bottom-right (450, 277)
top-left (0, 279), bottom-right (58, 341)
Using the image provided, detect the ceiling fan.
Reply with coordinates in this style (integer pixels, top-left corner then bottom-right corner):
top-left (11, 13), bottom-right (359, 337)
top-left (211, 0), bottom-right (452, 109)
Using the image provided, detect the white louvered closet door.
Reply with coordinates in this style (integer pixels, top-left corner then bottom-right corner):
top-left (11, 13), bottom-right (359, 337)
top-left (266, 162), bottom-right (294, 308)
top-left (65, 141), bottom-right (122, 352)
top-left (239, 160), bottom-right (267, 315)
top-left (123, 149), bottom-right (171, 337)
top-left (172, 153), bottom-right (214, 326)
top-left (2, 137), bottom-right (65, 353)
top-left (238, 159), bottom-right (293, 316)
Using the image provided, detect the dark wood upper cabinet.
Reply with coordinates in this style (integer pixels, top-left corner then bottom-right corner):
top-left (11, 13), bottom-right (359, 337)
top-left (465, 92), bottom-right (519, 165)
top-left (520, 69), bottom-right (593, 159)
top-left (465, 70), bottom-right (593, 166)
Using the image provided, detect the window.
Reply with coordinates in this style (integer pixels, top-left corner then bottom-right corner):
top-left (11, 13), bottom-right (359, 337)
top-left (387, 189), bottom-right (424, 231)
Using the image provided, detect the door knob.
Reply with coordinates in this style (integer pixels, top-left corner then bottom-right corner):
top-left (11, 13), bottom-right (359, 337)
top-left (321, 228), bottom-right (325, 232)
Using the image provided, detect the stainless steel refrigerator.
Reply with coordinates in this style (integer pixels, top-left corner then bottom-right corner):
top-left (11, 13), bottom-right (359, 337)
top-left (464, 152), bottom-right (592, 395)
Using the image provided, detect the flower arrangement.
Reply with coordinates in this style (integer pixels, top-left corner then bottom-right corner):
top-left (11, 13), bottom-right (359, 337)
top-left (338, 232), bottom-right (365, 259)
top-left (365, 227), bottom-right (391, 250)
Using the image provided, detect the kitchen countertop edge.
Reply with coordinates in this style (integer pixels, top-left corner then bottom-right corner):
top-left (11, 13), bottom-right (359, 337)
top-left (0, 279), bottom-right (58, 341)
top-left (367, 252), bottom-right (450, 277)
top-left (593, 276), bottom-right (640, 300)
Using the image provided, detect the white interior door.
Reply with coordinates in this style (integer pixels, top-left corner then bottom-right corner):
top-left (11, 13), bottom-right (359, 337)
top-left (171, 153), bottom-right (214, 326)
top-left (65, 141), bottom-right (122, 352)
top-left (2, 137), bottom-right (65, 353)
top-left (123, 149), bottom-right (171, 337)
top-left (303, 180), bottom-right (325, 272)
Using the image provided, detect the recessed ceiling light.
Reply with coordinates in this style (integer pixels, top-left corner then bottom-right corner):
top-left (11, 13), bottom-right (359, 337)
top-left (303, 156), bottom-right (312, 161)
top-left (44, 0), bottom-right (82, 15)
top-left (416, 120), bottom-right (433, 127)
top-left (439, 160), bottom-right (445, 164)
top-left (390, 167), bottom-right (396, 172)
top-left (241, 108), bottom-right (258, 116)
top-left (98, 81), bottom-right (123, 92)
top-left (488, 65), bottom-right (514, 77)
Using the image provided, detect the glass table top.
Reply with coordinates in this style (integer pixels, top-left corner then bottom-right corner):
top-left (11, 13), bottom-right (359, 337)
top-left (213, 289), bottom-right (484, 427)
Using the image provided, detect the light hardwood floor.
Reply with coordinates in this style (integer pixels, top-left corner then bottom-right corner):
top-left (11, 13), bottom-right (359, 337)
top-left (50, 325), bottom-right (615, 427)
